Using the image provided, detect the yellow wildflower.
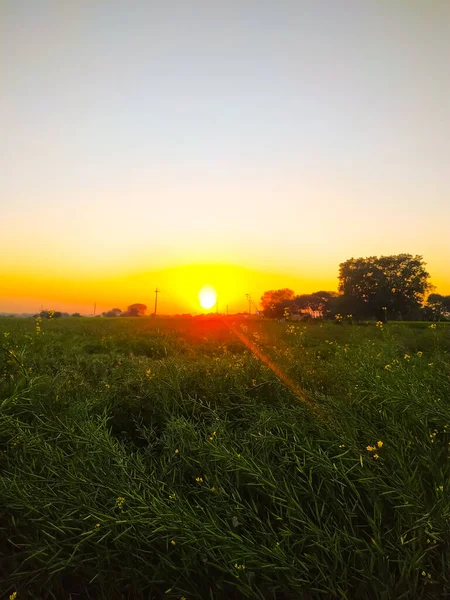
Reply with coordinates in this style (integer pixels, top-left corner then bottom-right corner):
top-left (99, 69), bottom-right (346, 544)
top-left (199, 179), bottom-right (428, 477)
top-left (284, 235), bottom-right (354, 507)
top-left (366, 445), bottom-right (376, 452)
top-left (404, 354), bottom-right (410, 360)
top-left (417, 351), bottom-right (423, 357)
top-left (175, 448), bottom-right (179, 454)
top-left (377, 441), bottom-right (383, 448)
top-left (384, 364), bottom-right (392, 371)
top-left (438, 485), bottom-right (443, 492)
top-left (95, 523), bottom-right (100, 527)
top-left (116, 496), bottom-right (126, 509)
top-left (429, 324), bottom-right (436, 329)
top-left (10, 593), bottom-right (17, 600)
top-left (373, 453), bottom-right (379, 460)
top-left (195, 477), bottom-right (203, 484)
top-left (171, 539), bottom-right (176, 546)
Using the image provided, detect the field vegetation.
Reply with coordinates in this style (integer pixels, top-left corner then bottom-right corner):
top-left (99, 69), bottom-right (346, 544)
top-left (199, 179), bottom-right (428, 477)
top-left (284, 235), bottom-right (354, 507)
top-left (1, 316), bottom-right (449, 599)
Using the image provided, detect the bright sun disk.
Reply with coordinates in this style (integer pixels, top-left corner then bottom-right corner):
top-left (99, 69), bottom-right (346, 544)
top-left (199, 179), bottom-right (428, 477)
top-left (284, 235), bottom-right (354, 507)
top-left (199, 286), bottom-right (217, 310)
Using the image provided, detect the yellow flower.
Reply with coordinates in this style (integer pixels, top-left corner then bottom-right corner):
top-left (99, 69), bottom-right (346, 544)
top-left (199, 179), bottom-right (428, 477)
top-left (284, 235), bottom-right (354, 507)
top-left (10, 593), bottom-right (17, 600)
top-left (428, 363), bottom-right (433, 367)
top-left (377, 441), bottom-right (383, 448)
top-left (373, 453), bottom-right (379, 460)
top-left (429, 323), bottom-right (436, 329)
top-left (95, 522), bottom-right (100, 527)
top-left (145, 369), bottom-right (151, 377)
top-left (384, 364), bottom-right (392, 371)
top-left (416, 351), bottom-right (423, 357)
top-left (366, 445), bottom-right (376, 452)
top-left (339, 444), bottom-right (345, 448)
top-left (171, 539), bottom-right (176, 546)
top-left (438, 485), bottom-right (443, 492)
top-left (105, 383), bottom-right (110, 389)
top-left (404, 354), bottom-right (410, 360)
top-left (195, 477), bottom-right (203, 484)
top-left (116, 496), bottom-right (126, 509)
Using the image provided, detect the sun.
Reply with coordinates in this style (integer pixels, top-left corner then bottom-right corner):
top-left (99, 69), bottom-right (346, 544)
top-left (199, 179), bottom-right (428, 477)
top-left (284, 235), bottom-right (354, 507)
top-left (199, 285), bottom-right (217, 310)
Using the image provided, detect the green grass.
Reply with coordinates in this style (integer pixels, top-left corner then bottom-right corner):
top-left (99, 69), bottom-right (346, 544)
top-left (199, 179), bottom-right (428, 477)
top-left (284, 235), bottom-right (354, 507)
top-left (0, 317), bottom-right (449, 599)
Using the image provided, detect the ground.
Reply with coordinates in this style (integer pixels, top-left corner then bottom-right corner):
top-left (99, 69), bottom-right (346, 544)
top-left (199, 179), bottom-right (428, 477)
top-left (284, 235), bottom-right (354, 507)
top-left (0, 316), bottom-right (449, 599)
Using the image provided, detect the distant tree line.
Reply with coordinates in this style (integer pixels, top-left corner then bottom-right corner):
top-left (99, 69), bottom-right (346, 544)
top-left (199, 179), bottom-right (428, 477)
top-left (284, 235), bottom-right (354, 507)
top-left (102, 303), bottom-right (147, 317)
top-left (33, 310), bottom-right (81, 319)
top-left (33, 304), bottom-right (148, 319)
top-left (261, 254), bottom-right (449, 321)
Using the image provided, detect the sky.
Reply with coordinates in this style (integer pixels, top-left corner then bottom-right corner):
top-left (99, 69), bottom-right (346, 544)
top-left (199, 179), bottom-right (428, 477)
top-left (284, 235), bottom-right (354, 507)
top-left (1, 0), bottom-right (449, 314)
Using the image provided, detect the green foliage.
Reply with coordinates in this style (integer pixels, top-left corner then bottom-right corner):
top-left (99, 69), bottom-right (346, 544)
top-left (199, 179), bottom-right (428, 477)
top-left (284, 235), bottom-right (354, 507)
top-left (0, 317), bottom-right (449, 599)
top-left (339, 254), bottom-right (431, 319)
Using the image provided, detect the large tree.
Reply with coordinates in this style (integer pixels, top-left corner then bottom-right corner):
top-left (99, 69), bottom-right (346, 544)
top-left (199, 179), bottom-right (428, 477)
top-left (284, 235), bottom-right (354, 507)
top-left (126, 303), bottom-right (147, 317)
top-left (338, 254), bottom-right (431, 319)
top-left (260, 289), bottom-right (295, 318)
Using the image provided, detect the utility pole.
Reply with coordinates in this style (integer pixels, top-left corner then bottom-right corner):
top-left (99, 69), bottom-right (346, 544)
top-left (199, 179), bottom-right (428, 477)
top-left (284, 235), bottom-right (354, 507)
top-left (154, 288), bottom-right (160, 316)
top-left (94, 301), bottom-right (96, 317)
top-left (246, 294), bottom-right (251, 315)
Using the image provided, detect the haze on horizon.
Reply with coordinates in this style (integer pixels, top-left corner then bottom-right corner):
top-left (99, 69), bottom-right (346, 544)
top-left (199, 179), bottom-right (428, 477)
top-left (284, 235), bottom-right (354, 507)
top-left (1, 0), bottom-right (449, 315)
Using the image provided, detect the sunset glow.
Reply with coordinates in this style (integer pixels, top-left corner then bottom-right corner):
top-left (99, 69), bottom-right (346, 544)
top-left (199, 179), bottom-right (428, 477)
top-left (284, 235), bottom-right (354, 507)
top-left (1, 1), bottom-right (449, 315)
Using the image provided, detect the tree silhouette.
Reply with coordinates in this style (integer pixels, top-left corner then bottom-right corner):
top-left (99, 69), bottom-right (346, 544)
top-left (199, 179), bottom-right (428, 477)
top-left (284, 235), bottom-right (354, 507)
top-left (127, 303), bottom-right (147, 317)
top-left (260, 289), bottom-right (295, 318)
top-left (338, 254), bottom-right (431, 319)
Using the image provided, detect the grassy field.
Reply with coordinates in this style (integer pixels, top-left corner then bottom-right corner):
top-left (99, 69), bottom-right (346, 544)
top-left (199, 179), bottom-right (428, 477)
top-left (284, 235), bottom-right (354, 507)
top-left (0, 316), bottom-right (449, 599)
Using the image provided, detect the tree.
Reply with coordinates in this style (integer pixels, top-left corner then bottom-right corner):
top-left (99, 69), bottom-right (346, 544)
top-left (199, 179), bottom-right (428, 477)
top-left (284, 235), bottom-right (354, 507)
top-left (260, 289), bottom-right (295, 318)
top-left (338, 254), bottom-right (431, 319)
top-left (127, 303), bottom-right (147, 317)
top-left (293, 291), bottom-right (338, 317)
top-left (426, 294), bottom-right (450, 321)
top-left (102, 308), bottom-right (122, 317)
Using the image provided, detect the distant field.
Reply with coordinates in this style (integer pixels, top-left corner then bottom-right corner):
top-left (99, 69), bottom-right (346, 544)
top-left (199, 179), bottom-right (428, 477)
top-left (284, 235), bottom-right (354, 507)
top-left (1, 317), bottom-right (449, 599)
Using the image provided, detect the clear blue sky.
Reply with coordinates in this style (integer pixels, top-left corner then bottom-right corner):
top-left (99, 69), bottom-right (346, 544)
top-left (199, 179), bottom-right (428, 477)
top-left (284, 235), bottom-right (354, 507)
top-left (1, 0), bottom-right (449, 312)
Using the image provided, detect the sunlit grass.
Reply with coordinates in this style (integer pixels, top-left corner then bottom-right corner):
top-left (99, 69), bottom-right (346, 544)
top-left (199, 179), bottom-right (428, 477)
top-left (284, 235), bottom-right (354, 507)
top-left (0, 317), bottom-right (449, 599)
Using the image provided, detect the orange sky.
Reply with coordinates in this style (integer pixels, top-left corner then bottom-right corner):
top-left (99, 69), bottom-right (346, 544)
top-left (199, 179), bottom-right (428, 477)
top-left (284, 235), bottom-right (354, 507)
top-left (1, 257), bottom-right (449, 316)
top-left (1, 1), bottom-right (449, 314)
